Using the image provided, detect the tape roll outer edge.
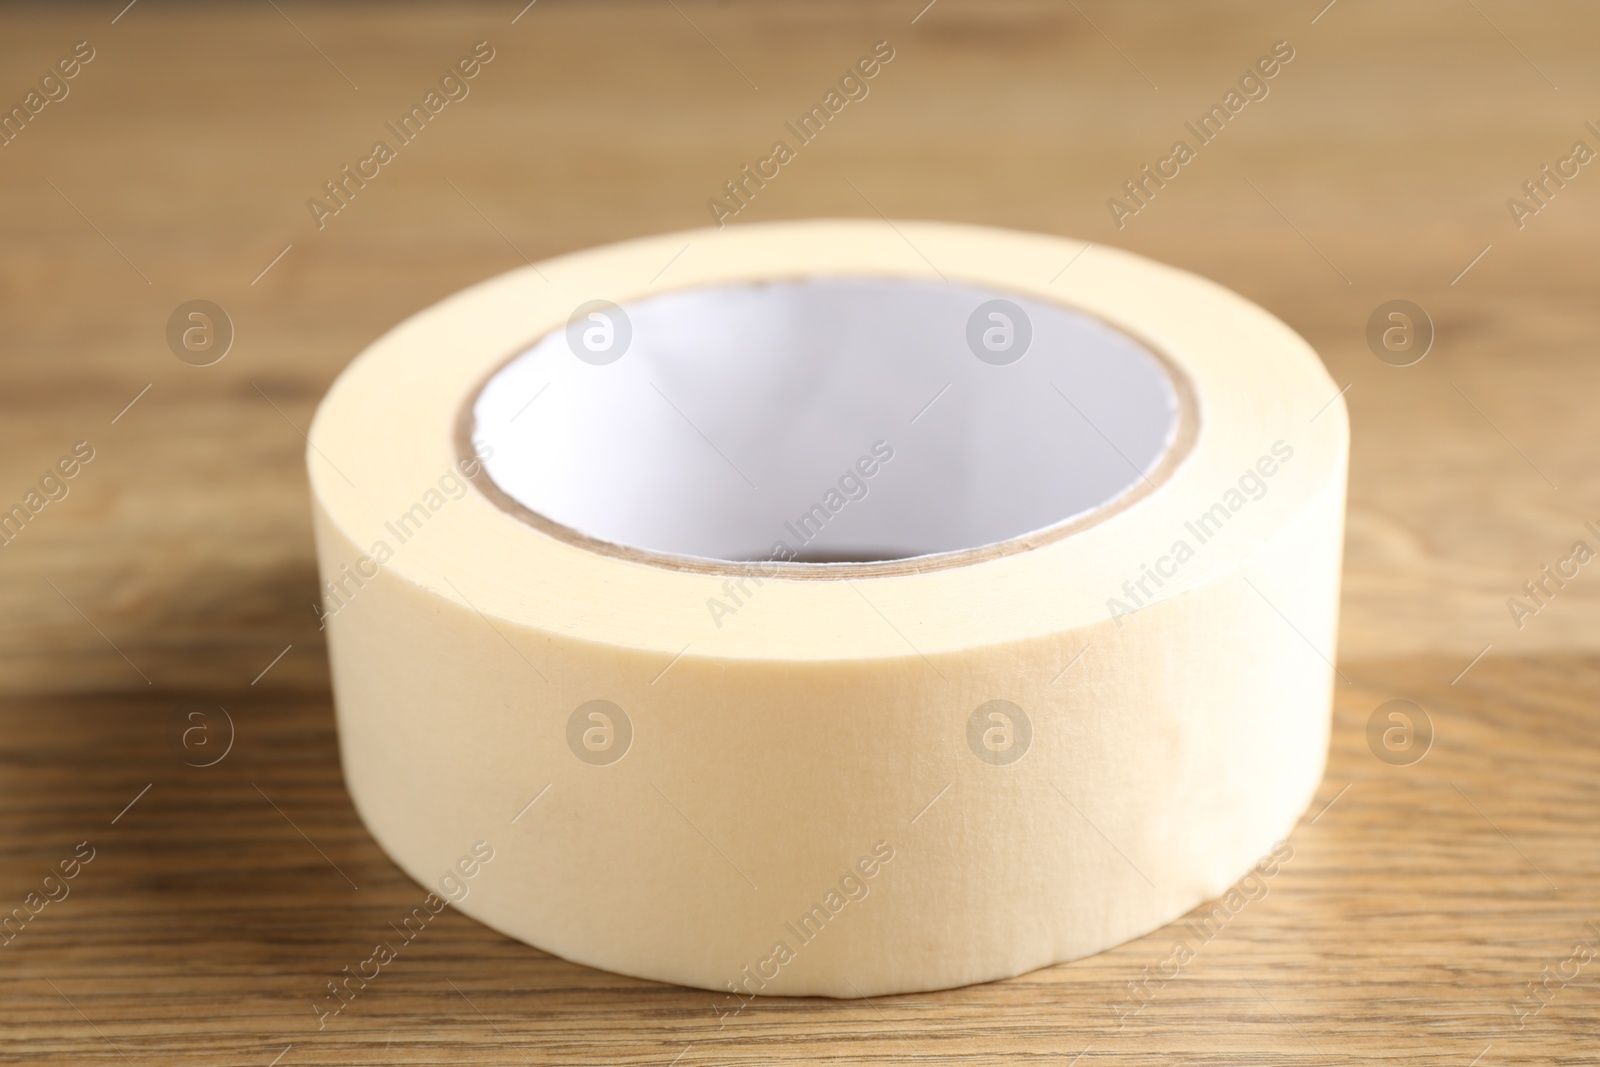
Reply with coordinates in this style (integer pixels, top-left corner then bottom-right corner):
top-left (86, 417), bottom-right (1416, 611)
top-left (308, 220), bottom-right (1348, 998)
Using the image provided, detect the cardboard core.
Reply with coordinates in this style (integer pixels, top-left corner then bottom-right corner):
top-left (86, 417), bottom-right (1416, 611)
top-left (470, 277), bottom-right (1192, 572)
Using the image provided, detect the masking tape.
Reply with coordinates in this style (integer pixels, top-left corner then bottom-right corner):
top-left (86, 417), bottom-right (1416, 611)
top-left (308, 219), bottom-right (1347, 998)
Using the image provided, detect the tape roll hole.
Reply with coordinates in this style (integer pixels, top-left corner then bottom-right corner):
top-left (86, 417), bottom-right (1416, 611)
top-left (471, 277), bottom-right (1191, 569)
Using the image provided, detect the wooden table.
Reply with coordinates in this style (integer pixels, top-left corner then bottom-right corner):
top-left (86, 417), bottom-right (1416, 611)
top-left (3, 2), bottom-right (1597, 1063)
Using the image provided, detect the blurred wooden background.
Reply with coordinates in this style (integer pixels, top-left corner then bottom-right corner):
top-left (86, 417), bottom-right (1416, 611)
top-left (2, 1), bottom-right (1596, 1063)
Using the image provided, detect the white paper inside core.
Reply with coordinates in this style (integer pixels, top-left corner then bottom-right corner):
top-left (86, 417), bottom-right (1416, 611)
top-left (473, 277), bottom-right (1182, 564)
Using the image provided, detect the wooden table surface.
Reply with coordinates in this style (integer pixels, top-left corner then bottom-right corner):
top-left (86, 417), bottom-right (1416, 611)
top-left (3, 1), bottom-right (1598, 1063)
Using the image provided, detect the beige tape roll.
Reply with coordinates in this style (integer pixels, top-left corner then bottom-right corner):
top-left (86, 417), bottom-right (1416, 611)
top-left (308, 219), bottom-right (1347, 999)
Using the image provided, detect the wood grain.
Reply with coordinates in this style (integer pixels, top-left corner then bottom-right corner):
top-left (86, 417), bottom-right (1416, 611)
top-left (2, 1), bottom-right (1598, 1063)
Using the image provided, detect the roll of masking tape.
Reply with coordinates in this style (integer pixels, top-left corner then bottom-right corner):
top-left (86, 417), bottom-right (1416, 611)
top-left (308, 219), bottom-right (1346, 999)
